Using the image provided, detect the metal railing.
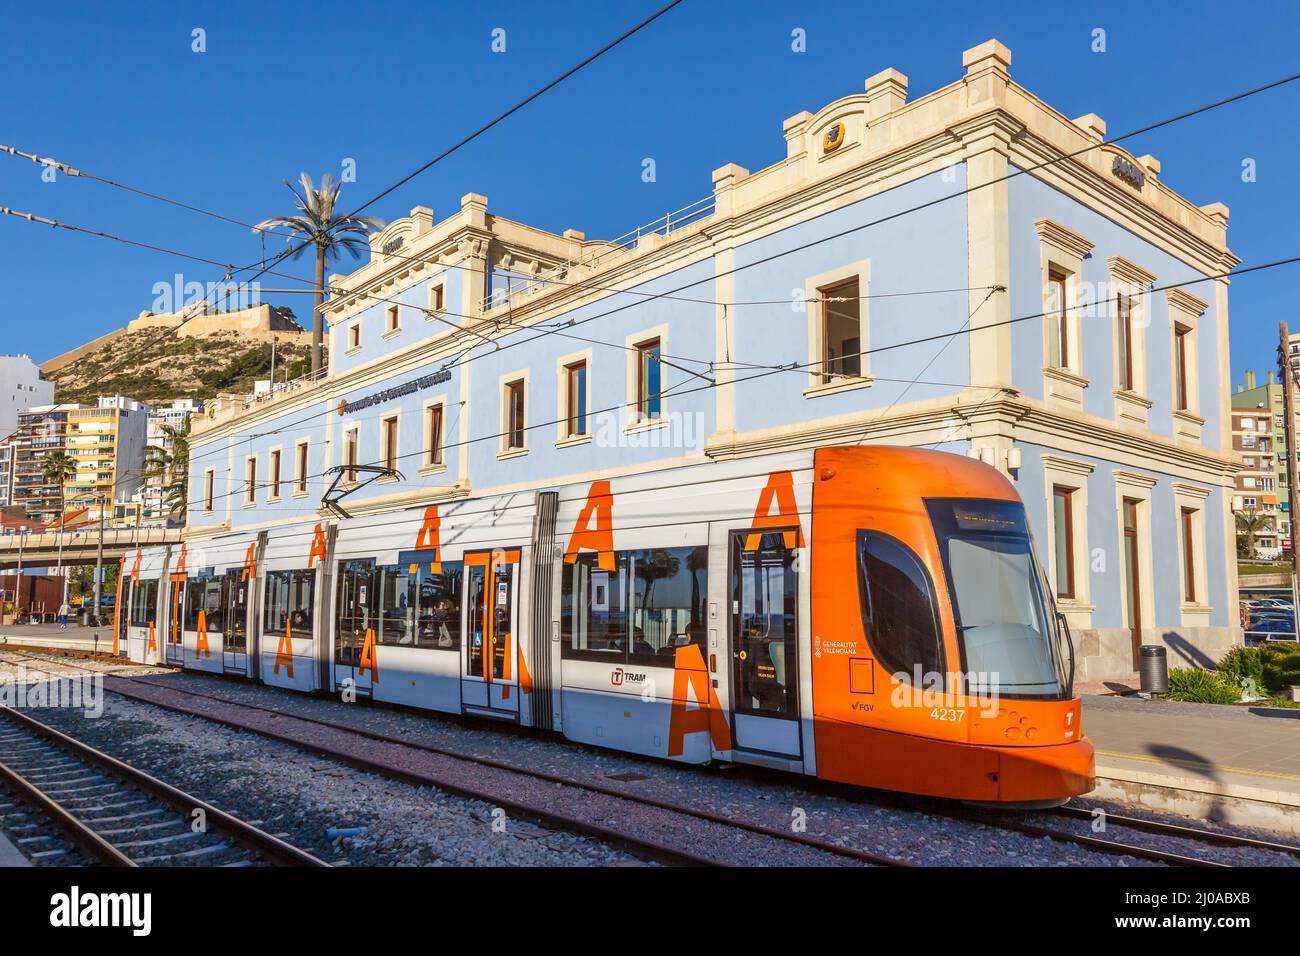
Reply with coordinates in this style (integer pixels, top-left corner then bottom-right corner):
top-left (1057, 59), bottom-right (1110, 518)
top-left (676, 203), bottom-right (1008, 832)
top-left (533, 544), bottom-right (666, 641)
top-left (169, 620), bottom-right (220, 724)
top-left (480, 194), bottom-right (716, 313)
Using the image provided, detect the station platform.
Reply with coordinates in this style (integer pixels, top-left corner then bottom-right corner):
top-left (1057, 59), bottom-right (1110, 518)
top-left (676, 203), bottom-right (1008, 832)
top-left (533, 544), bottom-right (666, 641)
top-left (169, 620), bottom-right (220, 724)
top-left (0, 624), bottom-right (117, 654)
top-left (1081, 692), bottom-right (1300, 835)
top-left (0, 830), bottom-right (31, 867)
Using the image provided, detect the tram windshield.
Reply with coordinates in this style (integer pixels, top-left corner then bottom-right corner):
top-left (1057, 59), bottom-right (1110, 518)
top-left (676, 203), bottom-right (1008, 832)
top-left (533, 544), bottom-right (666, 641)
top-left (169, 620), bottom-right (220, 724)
top-left (925, 498), bottom-right (1070, 700)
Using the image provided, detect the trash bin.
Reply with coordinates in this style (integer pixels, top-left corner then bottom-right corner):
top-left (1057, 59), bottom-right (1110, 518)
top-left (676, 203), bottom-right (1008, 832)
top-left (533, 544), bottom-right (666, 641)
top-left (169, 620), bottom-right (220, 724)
top-left (1139, 644), bottom-right (1168, 695)
top-left (79, 609), bottom-right (91, 627)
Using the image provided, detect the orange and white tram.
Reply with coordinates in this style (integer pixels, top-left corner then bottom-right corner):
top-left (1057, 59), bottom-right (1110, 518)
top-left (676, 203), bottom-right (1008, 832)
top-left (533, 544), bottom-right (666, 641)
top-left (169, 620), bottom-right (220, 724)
top-left (118, 446), bottom-right (1095, 805)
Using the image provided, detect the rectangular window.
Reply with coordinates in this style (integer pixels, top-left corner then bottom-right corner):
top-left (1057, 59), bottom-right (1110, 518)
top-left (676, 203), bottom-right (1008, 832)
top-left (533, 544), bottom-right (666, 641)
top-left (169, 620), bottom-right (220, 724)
top-left (386, 305), bottom-right (400, 334)
top-left (635, 340), bottom-right (662, 420)
top-left (348, 324), bottom-right (361, 351)
top-left (566, 361), bottom-right (588, 437)
top-left (203, 469), bottom-right (214, 512)
top-left (244, 457), bottom-right (257, 505)
top-left (1051, 486), bottom-right (1075, 599)
top-left (381, 415), bottom-right (399, 471)
top-left (264, 569), bottom-right (315, 636)
top-left (426, 405), bottom-right (444, 466)
top-left (429, 284), bottom-right (445, 313)
top-left (128, 578), bottom-right (159, 628)
top-left (295, 441), bottom-right (309, 494)
top-left (336, 557), bottom-right (463, 653)
top-left (268, 449), bottom-right (282, 499)
top-left (561, 545), bottom-right (708, 666)
top-left (1174, 325), bottom-right (1190, 411)
top-left (1047, 272), bottom-right (1068, 369)
top-left (1117, 295), bottom-right (1134, 391)
top-left (505, 379), bottom-right (525, 450)
top-left (344, 428), bottom-right (359, 482)
top-left (821, 279), bottom-right (861, 382)
top-left (184, 575), bottom-right (225, 632)
top-left (1181, 507), bottom-right (1197, 603)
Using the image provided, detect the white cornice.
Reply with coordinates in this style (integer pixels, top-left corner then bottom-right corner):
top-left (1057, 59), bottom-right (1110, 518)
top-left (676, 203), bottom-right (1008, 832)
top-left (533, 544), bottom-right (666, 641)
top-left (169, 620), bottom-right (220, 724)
top-left (1166, 287), bottom-right (1210, 317)
top-left (1107, 254), bottom-right (1158, 288)
top-left (1034, 217), bottom-right (1094, 260)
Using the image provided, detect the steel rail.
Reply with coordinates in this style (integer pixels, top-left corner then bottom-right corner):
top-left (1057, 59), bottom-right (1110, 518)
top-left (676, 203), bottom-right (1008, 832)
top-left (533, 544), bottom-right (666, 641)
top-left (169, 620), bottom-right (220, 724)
top-left (0, 705), bottom-right (327, 867)
top-left (1052, 804), bottom-right (1300, 859)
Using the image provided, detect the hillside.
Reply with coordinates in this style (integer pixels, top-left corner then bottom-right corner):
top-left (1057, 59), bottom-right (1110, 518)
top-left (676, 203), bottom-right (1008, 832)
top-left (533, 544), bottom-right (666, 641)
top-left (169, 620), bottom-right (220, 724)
top-left (46, 304), bottom-right (317, 406)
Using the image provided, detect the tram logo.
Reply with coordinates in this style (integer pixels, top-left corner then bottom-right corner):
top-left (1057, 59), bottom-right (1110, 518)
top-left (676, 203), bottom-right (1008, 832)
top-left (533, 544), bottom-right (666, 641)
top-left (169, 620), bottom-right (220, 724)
top-left (611, 667), bottom-right (646, 687)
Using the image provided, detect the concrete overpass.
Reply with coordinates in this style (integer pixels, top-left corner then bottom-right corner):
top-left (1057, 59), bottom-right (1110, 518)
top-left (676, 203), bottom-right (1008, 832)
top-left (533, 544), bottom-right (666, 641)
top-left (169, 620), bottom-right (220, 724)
top-left (0, 528), bottom-right (181, 571)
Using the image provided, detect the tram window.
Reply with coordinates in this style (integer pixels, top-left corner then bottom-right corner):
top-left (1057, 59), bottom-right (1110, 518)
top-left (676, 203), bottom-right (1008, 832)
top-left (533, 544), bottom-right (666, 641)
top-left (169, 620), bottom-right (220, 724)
top-left (355, 558), bottom-right (464, 650)
top-left (926, 499), bottom-right (1065, 699)
top-left (404, 557), bottom-right (463, 650)
top-left (856, 531), bottom-right (944, 682)
top-left (562, 546), bottom-right (708, 665)
top-left (264, 569), bottom-right (315, 636)
top-left (184, 575), bottom-right (225, 632)
top-left (129, 578), bottom-right (159, 627)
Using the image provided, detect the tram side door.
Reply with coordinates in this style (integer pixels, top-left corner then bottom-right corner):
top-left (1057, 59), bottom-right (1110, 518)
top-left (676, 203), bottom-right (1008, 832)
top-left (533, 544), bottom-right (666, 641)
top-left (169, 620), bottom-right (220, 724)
top-left (728, 529), bottom-right (803, 761)
top-left (223, 568), bottom-right (250, 674)
top-left (461, 548), bottom-right (520, 719)
top-left (333, 560), bottom-right (376, 697)
top-left (165, 573), bottom-right (186, 666)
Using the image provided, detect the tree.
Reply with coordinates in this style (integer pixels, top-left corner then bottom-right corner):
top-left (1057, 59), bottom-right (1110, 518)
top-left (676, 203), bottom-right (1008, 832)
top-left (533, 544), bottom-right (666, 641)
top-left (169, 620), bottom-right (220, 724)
top-left (40, 451), bottom-right (76, 526)
top-left (144, 420), bottom-right (191, 526)
top-left (1236, 509), bottom-right (1270, 559)
top-left (254, 173), bottom-right (383, 377)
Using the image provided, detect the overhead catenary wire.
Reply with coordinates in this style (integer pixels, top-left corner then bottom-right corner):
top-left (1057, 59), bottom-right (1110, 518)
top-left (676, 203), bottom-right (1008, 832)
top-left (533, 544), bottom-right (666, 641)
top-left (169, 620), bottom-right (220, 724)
top-left (178, 251), bottom-right (1300, 515)
top-left (244, 0), bottom-right (689, 286)
top-left (11, 67), bottom-right (1300, 484)
top-left (3, 138), bottom-right (1005, 313)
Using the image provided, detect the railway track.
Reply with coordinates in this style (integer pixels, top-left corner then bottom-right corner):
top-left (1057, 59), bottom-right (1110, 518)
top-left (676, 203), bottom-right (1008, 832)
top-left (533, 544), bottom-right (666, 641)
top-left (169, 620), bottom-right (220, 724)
top-left (102, 675), bottom-right (907, 867)
top-left (0, 705), bottom-right (327, 867)
top-left (108, 673), bottom-right (1300, 867)
top-left (12, 651), bottom-right (1294, 868)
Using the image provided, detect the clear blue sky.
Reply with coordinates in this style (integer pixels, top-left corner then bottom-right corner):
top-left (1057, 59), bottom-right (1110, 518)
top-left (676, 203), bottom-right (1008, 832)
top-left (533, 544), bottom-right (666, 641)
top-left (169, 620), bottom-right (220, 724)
top-left (2, 0), bottom-right (1296, 388)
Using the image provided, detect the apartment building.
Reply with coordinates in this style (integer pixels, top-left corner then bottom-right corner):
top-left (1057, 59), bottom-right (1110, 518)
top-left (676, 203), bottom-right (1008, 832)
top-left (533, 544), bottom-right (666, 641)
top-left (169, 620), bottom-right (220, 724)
top-left (0, 354), bottom-right (54, 436)
top-left (1231, 370), bottom-right (1283, 557)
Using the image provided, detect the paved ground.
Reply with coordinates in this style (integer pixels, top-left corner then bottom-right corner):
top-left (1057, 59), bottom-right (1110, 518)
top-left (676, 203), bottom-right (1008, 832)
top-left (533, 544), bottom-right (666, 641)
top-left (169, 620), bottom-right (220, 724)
top-left (1084, 693), bottom-right (1300, 779)
top-left (1082, 692), bottom-right (1300, 829)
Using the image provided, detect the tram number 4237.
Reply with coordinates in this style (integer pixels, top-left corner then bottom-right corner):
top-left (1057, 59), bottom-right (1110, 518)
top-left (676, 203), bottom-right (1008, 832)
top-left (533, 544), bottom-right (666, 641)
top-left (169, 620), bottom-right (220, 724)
top-left (930, 708), bottom-right (965, 722)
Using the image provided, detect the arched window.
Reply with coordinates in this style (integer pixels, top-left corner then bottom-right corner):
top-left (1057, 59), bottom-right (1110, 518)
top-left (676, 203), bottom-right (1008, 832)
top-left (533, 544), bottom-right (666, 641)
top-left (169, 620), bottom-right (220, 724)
top-left (856, 530), bottom-right (944, 682)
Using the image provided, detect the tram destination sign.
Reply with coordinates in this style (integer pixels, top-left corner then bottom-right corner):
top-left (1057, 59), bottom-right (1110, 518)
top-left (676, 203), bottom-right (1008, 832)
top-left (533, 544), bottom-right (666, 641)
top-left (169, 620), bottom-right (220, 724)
top-left (339, 368), bottom-right (451, 415)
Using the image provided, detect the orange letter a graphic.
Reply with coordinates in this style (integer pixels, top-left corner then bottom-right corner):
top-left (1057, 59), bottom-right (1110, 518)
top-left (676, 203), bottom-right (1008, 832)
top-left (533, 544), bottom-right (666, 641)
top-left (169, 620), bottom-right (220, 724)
top-left (308, 523), bottom-right (327, 568)
top-left (667, 643), bottom-right (731, 757)
top-left (275, 619), bottom-right (295, 678)
top-left (195, 610), bottom-right (211, 658)
top-left (564, 480), bottom-right (614, 570)
top-left (358, 627), bottom-right (379, 683)
top-left (744, 470), bottom-right (804, 550)
top-left (410, 506), bottom-right (442, 573)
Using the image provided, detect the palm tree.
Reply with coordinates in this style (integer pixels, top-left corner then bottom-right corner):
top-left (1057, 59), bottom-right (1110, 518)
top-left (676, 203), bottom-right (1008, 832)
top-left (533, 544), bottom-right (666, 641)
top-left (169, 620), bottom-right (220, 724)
top-left (254, 173), bottom-right (384, 377)
top-left (144, 420), bottom-right (191, 525)
top-left (1235, 509), bottom-right (1270, 559)
top-left (40, 451), bottom-right (76, 527)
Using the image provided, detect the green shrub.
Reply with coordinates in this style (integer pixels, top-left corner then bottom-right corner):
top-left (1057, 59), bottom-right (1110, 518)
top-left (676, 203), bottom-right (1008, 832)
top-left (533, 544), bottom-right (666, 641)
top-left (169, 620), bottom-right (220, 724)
top-left (1164, 667), bottom-right (1242, 704)
top-left (1260, 644), bottom-right (1300, 696)
top-left (1217, 646), bottom-right (1264, 697)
